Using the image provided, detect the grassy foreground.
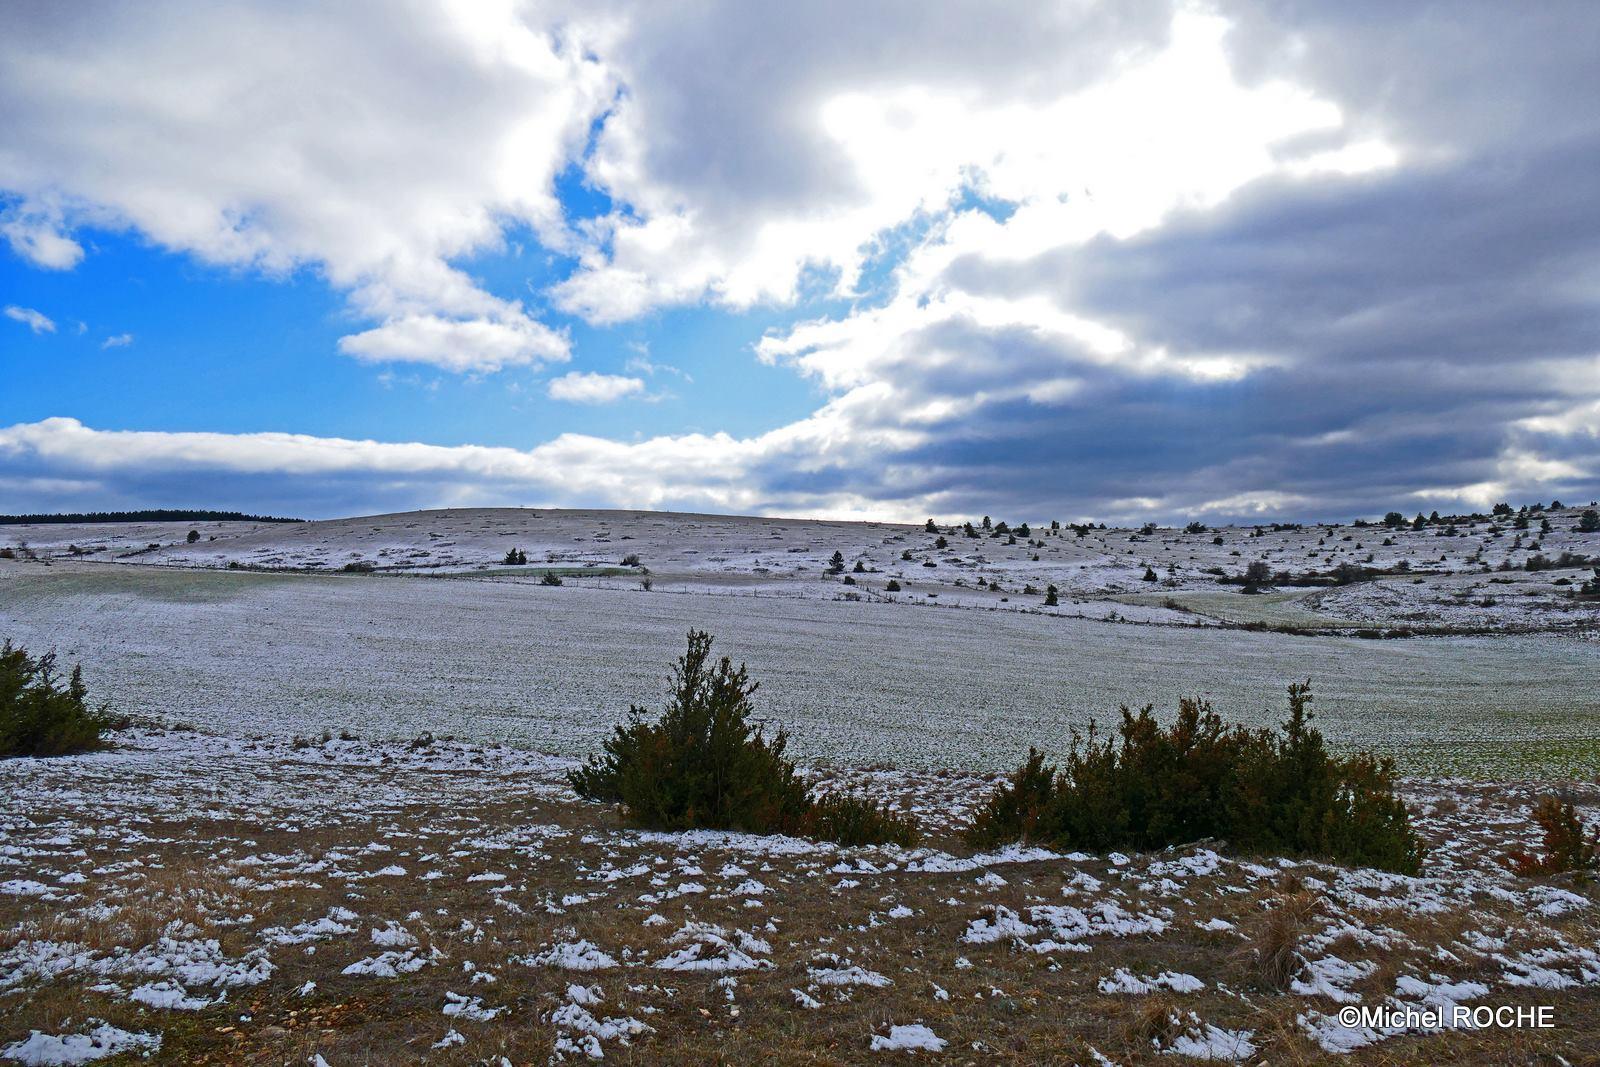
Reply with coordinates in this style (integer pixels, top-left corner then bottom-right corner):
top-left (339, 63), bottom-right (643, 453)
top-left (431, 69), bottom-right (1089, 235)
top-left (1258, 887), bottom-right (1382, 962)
top-left (1, 728), bottom-right (1597, 1064)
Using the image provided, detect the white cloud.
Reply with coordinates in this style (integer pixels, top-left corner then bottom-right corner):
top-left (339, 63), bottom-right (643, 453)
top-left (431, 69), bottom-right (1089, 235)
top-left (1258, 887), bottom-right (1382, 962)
top-left (339, 314), bottom-right (567, 373)
top-left (101, 332), bottom-right (134, 349)
top-left (3, 305), bottom-right (55, 333)
top-left (546, 371), bottom-right (645, 404)
top-left (624, 349), bottom-right (690, 381)
top-left (1410, 449), bottom-right (1587, 510)
top-left (0, 204), bottom-right (83, 269)
top-left (0, 2), bottom-right (615, 372)
top-left (0, 416), bottom-right (930, 520)
top-left (553, 8), bottom-right (1389, 325)
top-left (1518, 400), bottom-right (1600, 439)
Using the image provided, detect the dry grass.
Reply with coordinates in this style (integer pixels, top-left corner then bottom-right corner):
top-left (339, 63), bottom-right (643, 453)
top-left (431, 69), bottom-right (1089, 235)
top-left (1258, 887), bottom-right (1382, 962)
top-left (1, 755), bottom-right (1598, 1065)
top-left (1238, 886), bottom-right (1320, 992)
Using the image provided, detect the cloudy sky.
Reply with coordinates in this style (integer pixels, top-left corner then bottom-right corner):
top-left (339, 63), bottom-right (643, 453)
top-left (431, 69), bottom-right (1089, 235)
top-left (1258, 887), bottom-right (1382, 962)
top-left (2, 1), bottom-right (1598, 523)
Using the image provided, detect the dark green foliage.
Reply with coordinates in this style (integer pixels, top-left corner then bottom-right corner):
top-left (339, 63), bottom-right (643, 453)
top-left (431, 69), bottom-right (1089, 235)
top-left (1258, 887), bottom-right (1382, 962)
top-left (186, 529), bottom-right (201, 543)
top-left (1580, 568), bottom-right (1600, 597)
top-left (966, 682), bottom-right (1423, 874)
top-left (539, 570), bottom-right (563, 585)
top-left (803, 790), bottom-right (920, 847)
top-left (570, 631), bottom-right (918, 846)
top-left (1, 641), bottom-right (117, 757)
top-left (504, 548), bottom-right (528, 565)
top-left (1508, 797), bottom-right (1599, 876)
top-left (828, 551), bottom-right (845, 573)
top-left (1044, 584), bottom-right (1058, 607)
top-left (1580, 509), bottom-right (1600, 533)
top-left (0, 510), bottom-right (301, 525)
top-left (885, 579), bottom-right (901, 592)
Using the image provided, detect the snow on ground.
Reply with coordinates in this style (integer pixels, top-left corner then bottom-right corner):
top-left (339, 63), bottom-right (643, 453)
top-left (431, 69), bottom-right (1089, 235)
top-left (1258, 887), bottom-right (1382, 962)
top-left (0, 727), bottom-right (1596, 1062)
top-left (7, 505), bottom-right (1598, 635)
top-left (2, 554), bottom-right (1596, 778)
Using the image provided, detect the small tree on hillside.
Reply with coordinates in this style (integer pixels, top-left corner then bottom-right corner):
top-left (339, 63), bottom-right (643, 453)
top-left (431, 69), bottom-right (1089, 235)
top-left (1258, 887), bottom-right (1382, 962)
top-left (2, 642), bottom-right (116, 758)
top-left (569, 631), bottom-right (915, 845)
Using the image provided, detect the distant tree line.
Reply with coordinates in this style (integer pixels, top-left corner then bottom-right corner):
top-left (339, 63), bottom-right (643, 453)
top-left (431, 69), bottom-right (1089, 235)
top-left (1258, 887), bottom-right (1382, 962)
top-left (0, 510), bottom-right (304, 525)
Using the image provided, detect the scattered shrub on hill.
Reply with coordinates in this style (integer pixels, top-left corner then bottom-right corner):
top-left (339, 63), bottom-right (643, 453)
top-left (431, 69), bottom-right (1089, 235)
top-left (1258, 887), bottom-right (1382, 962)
top-left (965, 682), bottom-right (1423, 874)
top-left (570, 630), bottom-right (918, 845)
top-left (1507, 797), bottom-right (1598, 876)
top-left (504, 548), bottom-right (528, 565)
top-left (621, 553), bottom-right (641, 567)
top-left (539, 571), bottom-right (563, 586)
top-left (1, 641), bottom-right (118, 757)
top-left (885, 579), bottom-right (901, 592)
top-left (1580, 509), bottom-right (1600, 533)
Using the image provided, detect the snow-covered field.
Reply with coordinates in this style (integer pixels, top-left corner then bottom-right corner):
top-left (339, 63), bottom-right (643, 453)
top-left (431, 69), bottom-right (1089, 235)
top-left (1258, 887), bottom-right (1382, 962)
top-left (3, 507), bottom-right (1600, 1062)
top-left (0, 551), bottom-right (1596, 777)
top-left (8, 505), bottom-right (1600, 635)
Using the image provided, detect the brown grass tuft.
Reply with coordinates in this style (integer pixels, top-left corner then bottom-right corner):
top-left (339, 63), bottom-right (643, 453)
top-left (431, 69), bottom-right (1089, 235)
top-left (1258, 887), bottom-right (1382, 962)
top-left (1239, 889), bottom-right (1318, 992)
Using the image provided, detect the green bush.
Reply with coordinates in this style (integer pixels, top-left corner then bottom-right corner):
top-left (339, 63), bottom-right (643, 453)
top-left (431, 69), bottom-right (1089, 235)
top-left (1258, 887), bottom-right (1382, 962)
top-left (570, 630), bottom-right (918, 845)
top-left (802, 790), bottom-right (920, 847)
top-left (967, 682), bottom-right (1423, 874)
top-left (1, 641), bottom-right (117, 757)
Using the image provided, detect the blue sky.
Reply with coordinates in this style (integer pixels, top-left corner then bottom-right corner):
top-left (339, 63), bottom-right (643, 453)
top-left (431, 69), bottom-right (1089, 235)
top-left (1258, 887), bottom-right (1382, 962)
top-left (0, 224), bottom-right (823, 447)
top-left (2, 2), bottom-right (1598, 522)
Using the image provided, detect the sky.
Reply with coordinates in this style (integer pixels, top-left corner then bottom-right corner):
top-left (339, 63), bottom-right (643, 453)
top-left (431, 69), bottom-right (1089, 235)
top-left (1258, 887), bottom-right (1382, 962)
top-left (2, 1), bottom-right (1599, 524)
